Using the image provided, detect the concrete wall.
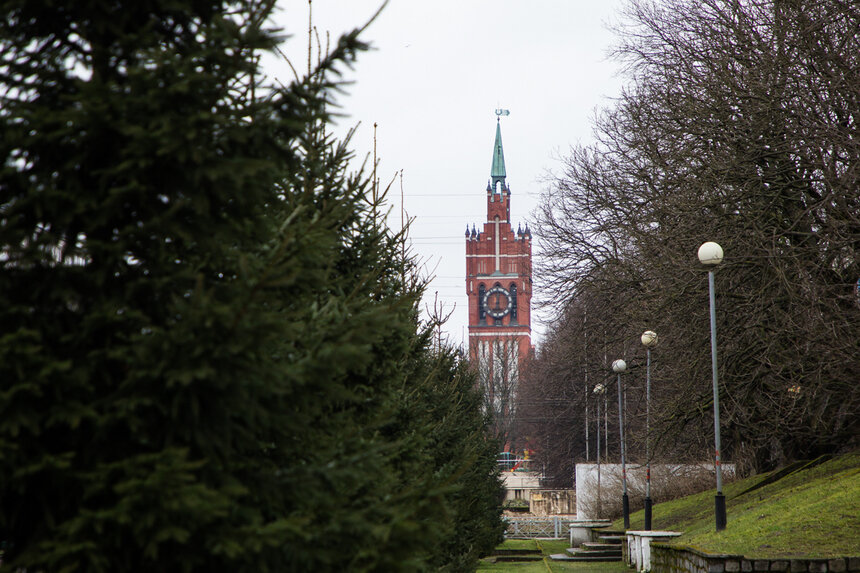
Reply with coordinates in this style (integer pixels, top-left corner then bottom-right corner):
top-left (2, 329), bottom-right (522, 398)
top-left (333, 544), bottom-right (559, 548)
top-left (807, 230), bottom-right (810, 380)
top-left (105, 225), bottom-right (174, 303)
top-left (501, 471), bottom-right (541, 502)
top-left (651, 543), bottom-right (860, 573)
top-left (529, 489), bottom-right (576, 516)
top-left (575, 463), bottom-right (736, 520)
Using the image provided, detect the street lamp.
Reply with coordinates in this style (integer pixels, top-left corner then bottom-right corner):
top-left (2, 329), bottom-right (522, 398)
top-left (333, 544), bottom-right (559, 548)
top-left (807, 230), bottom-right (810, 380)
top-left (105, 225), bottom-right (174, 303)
top-left (698, 241), bottom-right (727, 532)
top-left (612, 358), bottom-right (629, 529)
top-left (593, 382), bottom-right (606, 517)
top-left (585, 383), bottom-right (590, 462)
top-left (641, 330), bottom-right (658, 530)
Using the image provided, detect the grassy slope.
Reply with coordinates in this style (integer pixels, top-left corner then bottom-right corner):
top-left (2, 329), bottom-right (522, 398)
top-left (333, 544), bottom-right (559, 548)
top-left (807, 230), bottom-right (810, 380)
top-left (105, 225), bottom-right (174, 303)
top-left (612, 453), bottom-right (860, 558)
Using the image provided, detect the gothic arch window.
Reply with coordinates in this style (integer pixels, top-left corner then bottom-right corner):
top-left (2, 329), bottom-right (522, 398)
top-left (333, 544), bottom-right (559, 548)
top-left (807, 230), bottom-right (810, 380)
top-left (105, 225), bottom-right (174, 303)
top-left (478, 283), bottom-right (486, 321)
top-left (510, 283), bottom-right (518, 322)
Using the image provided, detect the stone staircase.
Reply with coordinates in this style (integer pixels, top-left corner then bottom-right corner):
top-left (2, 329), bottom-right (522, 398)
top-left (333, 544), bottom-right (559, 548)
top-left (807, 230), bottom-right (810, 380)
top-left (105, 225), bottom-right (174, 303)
top-left (487, 547), bottom-right (543, 563)
top-left (550, 530), bottom-right (625, 562)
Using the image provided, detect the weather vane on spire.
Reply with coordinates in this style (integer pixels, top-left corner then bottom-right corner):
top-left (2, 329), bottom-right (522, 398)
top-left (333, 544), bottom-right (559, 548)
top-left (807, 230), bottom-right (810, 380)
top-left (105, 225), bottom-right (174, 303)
top-left (495, 108), bottom-right (510, 120)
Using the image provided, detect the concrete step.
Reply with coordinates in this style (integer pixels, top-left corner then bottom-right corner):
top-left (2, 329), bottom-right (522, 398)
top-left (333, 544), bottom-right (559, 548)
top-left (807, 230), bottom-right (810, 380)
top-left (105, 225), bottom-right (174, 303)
top-left (490, 548), bottom-right (543, 563)
top-left (598, 535), bottom-right (625, 544)
top-left (492, 548), bottom-right (541, 556)
top-left (582, 542), bottom-right (622, 550)
top-left (567, 548), bottom-right (622, 558)
top-left (569, 546), bottom-right (622, 554)
top-left (550, 553), bottom-right (623, 562)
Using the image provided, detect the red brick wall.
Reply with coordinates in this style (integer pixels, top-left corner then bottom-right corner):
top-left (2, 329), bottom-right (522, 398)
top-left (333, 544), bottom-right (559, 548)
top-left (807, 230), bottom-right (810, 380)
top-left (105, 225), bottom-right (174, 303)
top-left (466, 189), bottom-right (532, 368)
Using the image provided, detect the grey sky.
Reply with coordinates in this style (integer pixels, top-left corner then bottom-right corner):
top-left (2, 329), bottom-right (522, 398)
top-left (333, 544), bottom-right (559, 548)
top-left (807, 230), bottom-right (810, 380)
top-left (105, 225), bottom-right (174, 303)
top-left (264, 1), bottom-right (627, 348)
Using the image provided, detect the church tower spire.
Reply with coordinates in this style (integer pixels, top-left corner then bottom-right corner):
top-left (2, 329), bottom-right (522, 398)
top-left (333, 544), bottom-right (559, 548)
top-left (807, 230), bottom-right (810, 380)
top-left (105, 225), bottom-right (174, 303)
top-left (465, 112), bottom-right (533, 455)
top-left (490, 118), bottom-right (507, 191)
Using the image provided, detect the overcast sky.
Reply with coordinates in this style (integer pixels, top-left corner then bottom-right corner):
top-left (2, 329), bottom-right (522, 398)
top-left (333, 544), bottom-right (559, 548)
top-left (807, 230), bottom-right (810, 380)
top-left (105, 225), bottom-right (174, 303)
top-left (264, 1), bottom-right (627, 349)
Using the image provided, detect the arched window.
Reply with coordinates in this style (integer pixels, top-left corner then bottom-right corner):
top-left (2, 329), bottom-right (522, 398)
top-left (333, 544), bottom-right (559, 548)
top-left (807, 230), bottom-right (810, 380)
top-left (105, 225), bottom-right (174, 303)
top-left (510, 283), bottom-right (518, 322)
top-left (478, 283), bottom-right (486, 322)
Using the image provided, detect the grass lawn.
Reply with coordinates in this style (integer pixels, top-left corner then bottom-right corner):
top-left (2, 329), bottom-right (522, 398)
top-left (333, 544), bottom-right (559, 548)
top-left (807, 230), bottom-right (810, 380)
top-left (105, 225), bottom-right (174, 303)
top-left (611, 453), bottom-right (860, 558)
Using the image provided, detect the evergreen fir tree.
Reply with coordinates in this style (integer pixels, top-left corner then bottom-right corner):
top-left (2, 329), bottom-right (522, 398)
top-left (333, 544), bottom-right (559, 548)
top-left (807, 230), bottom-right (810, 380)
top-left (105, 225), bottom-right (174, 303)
top-left (406, 344), bottom-right (506, 572)
top-left (0, 1), bottom-right (505, 570)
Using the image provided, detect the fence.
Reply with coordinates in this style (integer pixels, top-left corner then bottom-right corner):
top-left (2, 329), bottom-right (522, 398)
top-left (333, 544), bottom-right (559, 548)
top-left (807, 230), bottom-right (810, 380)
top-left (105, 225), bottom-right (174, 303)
top-left (503, 516), bottom-right (572, 539)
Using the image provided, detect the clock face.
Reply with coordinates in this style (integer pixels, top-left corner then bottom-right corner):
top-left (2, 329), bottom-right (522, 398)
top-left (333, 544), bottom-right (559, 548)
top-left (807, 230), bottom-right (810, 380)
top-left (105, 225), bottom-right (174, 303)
top-left (483, 285), bottom-right (512, 319)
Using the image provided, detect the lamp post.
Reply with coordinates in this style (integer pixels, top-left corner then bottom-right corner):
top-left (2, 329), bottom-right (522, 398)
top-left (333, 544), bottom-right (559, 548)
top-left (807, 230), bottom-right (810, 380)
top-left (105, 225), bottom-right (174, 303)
top-left (612, 358), bottom-right (629, 529)
top-left (585, 384), bottom-right (590, 461)
top-left (604, 383), bottom-right (609, 461)
top-left (698, 241), bottom-right (726, 532)
top-left (593, 382), bottom-right (606, 516)
top-left (641, 330), bottom-right (658, 530)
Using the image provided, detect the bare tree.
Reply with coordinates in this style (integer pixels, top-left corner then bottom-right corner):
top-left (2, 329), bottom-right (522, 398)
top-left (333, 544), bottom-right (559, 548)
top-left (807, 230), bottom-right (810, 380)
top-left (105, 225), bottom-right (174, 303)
top-left (473, 333), bottom-right (529, 453)
top-left (533, 0), bottom-right (860, 473)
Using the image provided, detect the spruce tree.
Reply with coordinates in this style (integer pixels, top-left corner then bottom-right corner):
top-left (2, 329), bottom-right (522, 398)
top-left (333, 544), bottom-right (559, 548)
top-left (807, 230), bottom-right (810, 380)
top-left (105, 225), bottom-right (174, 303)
top-left (0, 1), bottom-right (505, 570)
top-left (408, 345), bottom-right (506, 572)
top-left (0, 0), bottom-right (362, 569)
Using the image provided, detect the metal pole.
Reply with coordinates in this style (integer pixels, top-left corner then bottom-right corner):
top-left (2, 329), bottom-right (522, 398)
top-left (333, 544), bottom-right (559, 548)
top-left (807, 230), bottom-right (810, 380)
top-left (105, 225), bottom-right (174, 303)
top-left (644, 347), bottom-right (652, 530)
top-left (617, 371), bottom-right (629, 529)
top-left (596, 392), bottom-right (601, 465)
top-left (596, 390), bottom-right (601, 516)
top-left (709, 269), bottom-right (727, 531)
top-left (585, 385), bottom-right (590, 461)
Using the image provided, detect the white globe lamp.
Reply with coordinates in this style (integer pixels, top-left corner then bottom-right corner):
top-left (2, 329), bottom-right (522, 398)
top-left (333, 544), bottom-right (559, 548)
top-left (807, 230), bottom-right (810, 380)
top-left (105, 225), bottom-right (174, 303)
top-left (641, 330), bottom-right (658, 347)
top-left (698, 241), bottom-right (724, 265)
top-left (612, 357), bottom-right (629, 527)
top-left (641, 329), bottom-right (658, 528)
top-left (698, 240), bottom-right (727, 530)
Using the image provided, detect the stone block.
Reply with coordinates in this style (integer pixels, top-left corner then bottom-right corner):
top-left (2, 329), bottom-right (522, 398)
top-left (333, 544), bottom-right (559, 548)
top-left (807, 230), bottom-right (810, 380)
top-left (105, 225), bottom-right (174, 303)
top-left (727, 560), bottom-right (741, 572)
top-left (846, 558), bottom-right (860, 572)
top-left (791, 560), bottom-right (809, 573)
top-left (809, 561), bottom-right (828, 573)
top-left (827, 559), bottom-right (846, 573)
top-left (755, 561), bottom-right (771, 572)
top-left (742, 560), bottom-right (754, 572)
top-left (771, 561), bottom-right (790, 572)
top-left (709, 562), bottom-right (726, 573)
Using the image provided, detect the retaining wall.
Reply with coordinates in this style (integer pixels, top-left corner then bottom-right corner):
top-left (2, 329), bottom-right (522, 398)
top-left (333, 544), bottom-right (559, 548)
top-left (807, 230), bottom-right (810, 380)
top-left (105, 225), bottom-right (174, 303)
top-left (651, 543), bottom-right (860, 573)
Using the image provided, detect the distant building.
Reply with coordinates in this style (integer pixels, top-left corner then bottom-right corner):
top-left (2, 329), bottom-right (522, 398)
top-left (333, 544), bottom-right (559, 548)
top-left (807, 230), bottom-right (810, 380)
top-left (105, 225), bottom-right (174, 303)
top-left (465, 115), bottom-right (533, 451)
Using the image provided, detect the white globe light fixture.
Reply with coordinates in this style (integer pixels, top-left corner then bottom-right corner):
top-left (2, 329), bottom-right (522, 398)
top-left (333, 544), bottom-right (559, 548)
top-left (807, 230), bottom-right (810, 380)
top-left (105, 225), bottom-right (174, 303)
top-left (698, 241), bottom-right (724, 265)
top-left (641, 330), bottom-right (658, 348)
top-left (612, 359), bottom-right (626, 373)
top-left (593, 382), bottom-right (606, 514)
top-left (699, 241), bottom-right (727, 531)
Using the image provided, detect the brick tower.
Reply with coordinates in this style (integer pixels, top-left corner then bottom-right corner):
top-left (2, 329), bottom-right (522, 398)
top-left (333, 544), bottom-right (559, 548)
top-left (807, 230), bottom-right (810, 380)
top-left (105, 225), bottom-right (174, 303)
top-left (465, 114), bottom-right (532, 449)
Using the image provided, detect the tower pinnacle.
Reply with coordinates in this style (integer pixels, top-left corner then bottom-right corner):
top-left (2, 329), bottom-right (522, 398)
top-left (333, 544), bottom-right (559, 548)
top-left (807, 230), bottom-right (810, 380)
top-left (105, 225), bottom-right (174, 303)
top-left (491, 110), bottom-right (509, 191)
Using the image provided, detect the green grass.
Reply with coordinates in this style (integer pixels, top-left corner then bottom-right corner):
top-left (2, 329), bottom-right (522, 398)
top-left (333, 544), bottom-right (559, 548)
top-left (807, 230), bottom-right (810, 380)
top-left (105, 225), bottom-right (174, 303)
top-left (611, 453), bottom-right (860, 558)
top-left (477, 539), bottom-right (630, 573)
top-left (496, 539), bottom-right (539, 551)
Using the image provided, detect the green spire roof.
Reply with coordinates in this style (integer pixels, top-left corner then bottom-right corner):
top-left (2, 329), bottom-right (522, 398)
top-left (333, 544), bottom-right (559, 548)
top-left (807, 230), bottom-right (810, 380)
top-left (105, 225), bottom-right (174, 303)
top-left (490, 119), bottom-right (507, 190)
